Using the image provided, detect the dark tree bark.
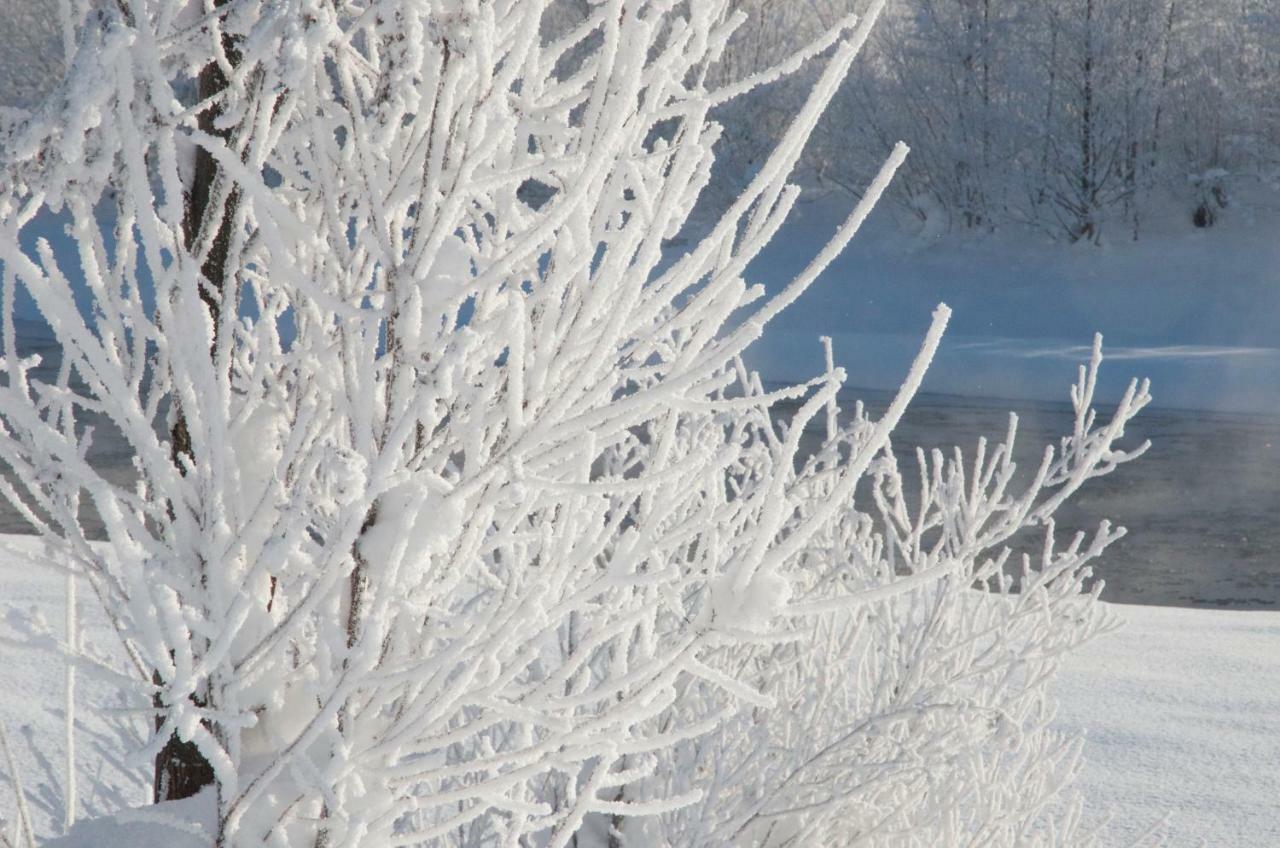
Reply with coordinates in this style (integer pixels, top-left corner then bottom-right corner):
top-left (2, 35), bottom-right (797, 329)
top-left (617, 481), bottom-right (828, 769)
top-left (152, 671), bottom-right (215, 803)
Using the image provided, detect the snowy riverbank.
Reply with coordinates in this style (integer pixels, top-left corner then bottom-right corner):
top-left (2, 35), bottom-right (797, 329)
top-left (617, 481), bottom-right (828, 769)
top-left (742, 196), bottom-right (1280, 416)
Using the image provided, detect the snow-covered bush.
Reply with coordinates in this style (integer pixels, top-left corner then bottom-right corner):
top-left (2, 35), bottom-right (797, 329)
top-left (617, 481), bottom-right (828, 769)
top-left (0, 1), bottom-right (1147, 845)
top-left (648, 339), bottom-right (1149, 847)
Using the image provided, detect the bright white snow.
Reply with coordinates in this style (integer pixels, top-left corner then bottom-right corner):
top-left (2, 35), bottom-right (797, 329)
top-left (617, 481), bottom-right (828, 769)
top-left (1054, 604), bottom-right (1280, 848)
top-left (0, 537), bottom-right (149, 841)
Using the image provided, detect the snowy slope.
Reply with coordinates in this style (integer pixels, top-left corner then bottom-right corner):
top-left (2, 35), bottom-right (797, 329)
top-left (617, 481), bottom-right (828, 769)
top-left (0, 539), bottom-right (1277, 845)
top-left (1054, 605), bottom-right (1280, 847)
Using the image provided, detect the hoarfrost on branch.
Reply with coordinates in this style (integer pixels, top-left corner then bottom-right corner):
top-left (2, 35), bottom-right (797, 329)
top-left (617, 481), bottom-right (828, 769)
top-left (0, 1), bottom-right (1148, 845)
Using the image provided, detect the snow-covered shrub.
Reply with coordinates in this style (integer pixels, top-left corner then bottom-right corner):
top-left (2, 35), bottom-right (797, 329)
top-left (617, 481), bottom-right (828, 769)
top-left (0, 1), bottom-right (1146, 845)
top-left (647, 340), bottom-right (1150, 847)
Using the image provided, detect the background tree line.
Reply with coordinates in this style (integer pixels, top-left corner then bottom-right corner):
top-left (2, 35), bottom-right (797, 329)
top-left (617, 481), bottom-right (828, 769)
top-left (708, 0), bottom-right (1280, 242)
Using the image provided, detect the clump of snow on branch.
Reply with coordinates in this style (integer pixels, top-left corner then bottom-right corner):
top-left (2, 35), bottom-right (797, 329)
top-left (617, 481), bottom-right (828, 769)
top-left (0, 0), bottom-right (1148, 846)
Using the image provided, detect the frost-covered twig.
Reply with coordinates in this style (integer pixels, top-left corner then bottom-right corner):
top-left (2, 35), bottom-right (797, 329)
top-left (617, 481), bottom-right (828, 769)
top-left (0, 724), bottom-right (35, 848)
top-left (63, 559), bottom-right (77, 831)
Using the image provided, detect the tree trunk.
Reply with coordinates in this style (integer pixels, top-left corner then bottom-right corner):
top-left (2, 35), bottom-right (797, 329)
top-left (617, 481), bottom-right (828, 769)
top-left (155, 3), bottom-right (239, 804)
top-left (1077, 0), bottom-right (1098, 242)
top-left (152, 673), bottom-right (215, 802)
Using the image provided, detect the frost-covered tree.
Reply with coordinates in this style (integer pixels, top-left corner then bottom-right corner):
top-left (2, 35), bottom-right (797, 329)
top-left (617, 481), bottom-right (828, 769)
top-left (0, 0), bottom-right (65, 113)
top-left (718, 0), bottom-right (1278, 239)
top-left (0, 1), bottom-right (1147, 846)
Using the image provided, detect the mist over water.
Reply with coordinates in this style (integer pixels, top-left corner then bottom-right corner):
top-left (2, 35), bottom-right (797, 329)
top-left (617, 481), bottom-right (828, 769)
top-left (790, 388), bottom-right (1280, 610)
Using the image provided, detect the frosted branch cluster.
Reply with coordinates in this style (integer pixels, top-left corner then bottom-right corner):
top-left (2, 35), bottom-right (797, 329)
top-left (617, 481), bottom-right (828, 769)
top-left (0, 1), bottom-right (1148, 845)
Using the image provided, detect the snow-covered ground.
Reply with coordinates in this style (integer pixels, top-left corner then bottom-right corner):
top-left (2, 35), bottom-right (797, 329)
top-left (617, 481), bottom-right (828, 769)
top-left (1, 542), bottom-right (1276, 845)
top-left (1055, 605), bottom-right (1280, 848)
top-left (0, 537), bottom-right (150, 841)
